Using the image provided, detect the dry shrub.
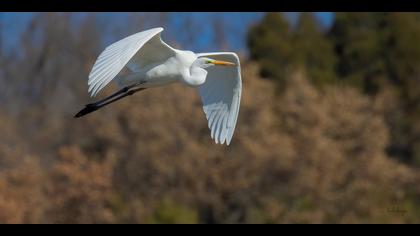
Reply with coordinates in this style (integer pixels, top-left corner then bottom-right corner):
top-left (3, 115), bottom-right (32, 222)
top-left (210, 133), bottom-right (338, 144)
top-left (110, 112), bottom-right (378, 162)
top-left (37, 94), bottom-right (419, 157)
top-left (0, 155), bottom-right (46, 223)
top-left (0, 62), bottom-right (419, 223)
top-left (69, 62), bottom-right (418, 223)
top-left (275, 73), bottom-right (419, 223)
top-left (44, 146), bottom-right (116, 223)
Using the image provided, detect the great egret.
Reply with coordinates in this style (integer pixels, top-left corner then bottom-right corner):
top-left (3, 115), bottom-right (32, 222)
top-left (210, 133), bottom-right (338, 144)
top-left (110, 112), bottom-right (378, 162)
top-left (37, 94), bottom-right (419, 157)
top-left (75, 27), bottom-right (242, 145)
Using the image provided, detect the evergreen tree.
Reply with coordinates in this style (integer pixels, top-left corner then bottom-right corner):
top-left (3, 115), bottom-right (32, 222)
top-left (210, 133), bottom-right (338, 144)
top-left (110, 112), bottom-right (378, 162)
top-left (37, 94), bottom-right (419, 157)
top-left (330, 12), bottom-right (420, 165)
top-left (247, 12), bottom-right (293, 90)
top-left (329, 12), bottom-right (388, 94)
top-left (384, 13), bottom-right (420, 165)
top-left (293, 13), bottom-right (336, 88)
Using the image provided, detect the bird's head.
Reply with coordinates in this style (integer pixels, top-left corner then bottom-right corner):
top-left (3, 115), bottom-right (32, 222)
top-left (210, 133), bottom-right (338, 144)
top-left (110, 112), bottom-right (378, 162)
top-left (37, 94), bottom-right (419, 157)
top-left (195, 57), bottom-right (236, 69)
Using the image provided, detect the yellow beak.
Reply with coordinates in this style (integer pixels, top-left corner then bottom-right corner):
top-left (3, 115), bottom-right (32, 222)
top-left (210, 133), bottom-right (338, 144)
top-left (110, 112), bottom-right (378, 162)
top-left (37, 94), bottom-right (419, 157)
top-left (212, 60), bottom-right (236, 66)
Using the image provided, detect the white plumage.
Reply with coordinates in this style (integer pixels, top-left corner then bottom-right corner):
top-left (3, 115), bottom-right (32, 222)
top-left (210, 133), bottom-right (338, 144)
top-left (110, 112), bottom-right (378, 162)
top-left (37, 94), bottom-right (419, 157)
top-left (79, 27), bottom-right (242, 145)
top-left (196, 52), bottom-right (241, 145)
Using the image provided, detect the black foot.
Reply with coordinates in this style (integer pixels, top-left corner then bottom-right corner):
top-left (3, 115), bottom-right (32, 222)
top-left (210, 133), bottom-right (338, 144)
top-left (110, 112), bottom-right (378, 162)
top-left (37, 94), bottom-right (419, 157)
top-left (74, 85), bottom-right (146, 119)
top-left (74, 104), bottom-right (98, 118)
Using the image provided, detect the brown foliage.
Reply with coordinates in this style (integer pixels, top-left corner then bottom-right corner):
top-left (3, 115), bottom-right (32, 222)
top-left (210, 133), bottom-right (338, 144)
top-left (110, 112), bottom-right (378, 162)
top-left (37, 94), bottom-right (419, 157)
top-left (2, 61), bottom-right (419, 223)
top-left (0, 13), bottom-right (419, 223)
top-left (45, 146), bottom-right (115, 223)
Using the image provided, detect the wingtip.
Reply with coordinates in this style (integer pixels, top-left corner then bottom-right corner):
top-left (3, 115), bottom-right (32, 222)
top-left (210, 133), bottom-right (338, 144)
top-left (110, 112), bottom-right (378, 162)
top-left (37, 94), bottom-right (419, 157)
top-left (226, 134), bottom-right (232, 146)
top-left (86, 88), bottom-right (95, 98)
top-left (147, 27), bottom-right (164, 33)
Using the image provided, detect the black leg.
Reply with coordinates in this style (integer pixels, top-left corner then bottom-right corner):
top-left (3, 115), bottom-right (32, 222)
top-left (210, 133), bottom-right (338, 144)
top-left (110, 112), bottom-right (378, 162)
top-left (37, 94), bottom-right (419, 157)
top-left (74, 85), bottom-right (146, 118)
top-left (91, 87), bottom-right (146, 109)
top-left (88, 82), bottom-right (144, 107)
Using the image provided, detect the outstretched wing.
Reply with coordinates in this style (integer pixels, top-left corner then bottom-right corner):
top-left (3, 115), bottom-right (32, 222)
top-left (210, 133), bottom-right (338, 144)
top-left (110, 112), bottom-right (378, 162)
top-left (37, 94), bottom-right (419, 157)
top-left (196, 52), bottom-right (242, 145)
top-left (88, 27), bottom-right (176, 97)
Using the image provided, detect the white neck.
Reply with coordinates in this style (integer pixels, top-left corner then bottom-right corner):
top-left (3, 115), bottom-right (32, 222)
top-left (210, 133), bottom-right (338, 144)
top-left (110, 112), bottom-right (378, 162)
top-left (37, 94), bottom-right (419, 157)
top-left (181, 64), bottom-right (207, 87)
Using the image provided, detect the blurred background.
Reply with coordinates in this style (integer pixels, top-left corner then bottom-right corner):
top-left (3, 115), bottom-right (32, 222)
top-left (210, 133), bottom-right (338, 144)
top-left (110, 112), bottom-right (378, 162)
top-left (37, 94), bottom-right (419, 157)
top-left (0, 12), bottom-right (419, 223)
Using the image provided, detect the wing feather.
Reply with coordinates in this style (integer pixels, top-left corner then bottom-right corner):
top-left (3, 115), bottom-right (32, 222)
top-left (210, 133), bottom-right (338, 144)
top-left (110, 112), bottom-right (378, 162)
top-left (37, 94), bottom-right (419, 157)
top-left (197, 52), bottom-right (242, 145)
top-left (219, 112), bottom-right (229, 144)
top-left (87, 27), bottom-right (176, 97)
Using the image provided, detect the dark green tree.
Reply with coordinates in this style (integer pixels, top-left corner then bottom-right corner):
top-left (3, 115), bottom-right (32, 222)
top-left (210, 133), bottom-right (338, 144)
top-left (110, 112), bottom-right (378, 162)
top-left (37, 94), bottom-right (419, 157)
top-left (383, 13), bottom-right (420, 165)
top-left (330, 12), bottom-right (420, 166)
top-left (329, 12), bottom-right (389, 94)
top-left (247, 12), bottom-right (293, 90)
top-left (293, 13), bottom-right (336, 88)
top-left (248, 13), bottom-right (337, 91)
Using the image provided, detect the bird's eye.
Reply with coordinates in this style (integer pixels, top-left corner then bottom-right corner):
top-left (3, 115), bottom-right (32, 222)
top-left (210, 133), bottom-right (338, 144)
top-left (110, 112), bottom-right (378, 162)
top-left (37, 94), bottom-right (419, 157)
top-left (206, 60), bottom-right (212, 64)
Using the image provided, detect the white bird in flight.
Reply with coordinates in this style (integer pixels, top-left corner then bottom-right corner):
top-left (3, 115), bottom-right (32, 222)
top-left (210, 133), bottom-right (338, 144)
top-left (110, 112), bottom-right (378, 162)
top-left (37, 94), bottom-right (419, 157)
top-left (75, 27), bottom-right (242, 145)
